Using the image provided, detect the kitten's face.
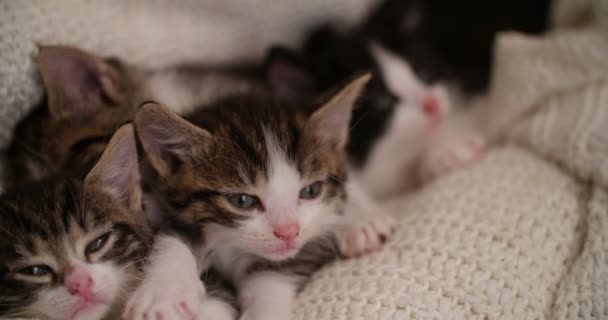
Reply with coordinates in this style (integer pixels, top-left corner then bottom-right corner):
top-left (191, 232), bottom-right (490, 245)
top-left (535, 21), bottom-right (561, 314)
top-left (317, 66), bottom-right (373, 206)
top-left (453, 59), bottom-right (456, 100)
top-left (136, 76), bottom-right (369, 261)
top-left (9, 46), bottom-right (140, 184)
top-left (369, 43), bottom-right (450, 136)
top-left (0, 125), bottom-right (149, 320)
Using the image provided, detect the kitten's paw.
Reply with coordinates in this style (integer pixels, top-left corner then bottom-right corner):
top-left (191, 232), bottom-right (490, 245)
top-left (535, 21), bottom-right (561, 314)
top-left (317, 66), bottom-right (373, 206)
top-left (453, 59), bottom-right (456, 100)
top-left (124, 273), bottom-right (205, 320)
top-left (423, 131), bottom-right (486, 181)
top-left (337, 211), bottom-right (395, 258)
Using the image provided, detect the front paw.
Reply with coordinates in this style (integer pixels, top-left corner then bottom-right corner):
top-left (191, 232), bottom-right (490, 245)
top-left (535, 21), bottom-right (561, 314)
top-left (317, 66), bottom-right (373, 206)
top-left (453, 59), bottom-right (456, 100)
top-left (124, 272), bottom-right (205, 320)
top-left (337, 211), bottom-right (395, 258)
top-left (422, 131), bottom-right (486, 181)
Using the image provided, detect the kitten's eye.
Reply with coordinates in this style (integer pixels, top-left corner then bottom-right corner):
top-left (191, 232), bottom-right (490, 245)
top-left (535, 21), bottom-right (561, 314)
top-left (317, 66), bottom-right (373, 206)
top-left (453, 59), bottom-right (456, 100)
top-left (299, 181), bottom-right (323, 199)
top-left (85, 232), bottom-right (111, 256)
top-left (226, 194), bottom-right (259, 210)
top-left (17, 265), bottom-right (53, 277)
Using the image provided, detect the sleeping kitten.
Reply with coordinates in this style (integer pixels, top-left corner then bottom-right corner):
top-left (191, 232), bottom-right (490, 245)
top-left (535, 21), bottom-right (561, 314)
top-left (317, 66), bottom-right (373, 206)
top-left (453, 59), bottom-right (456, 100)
top-left (126, 74), bottom-right (394, 320)
top-left (0, 124), bottom-right (152, 320)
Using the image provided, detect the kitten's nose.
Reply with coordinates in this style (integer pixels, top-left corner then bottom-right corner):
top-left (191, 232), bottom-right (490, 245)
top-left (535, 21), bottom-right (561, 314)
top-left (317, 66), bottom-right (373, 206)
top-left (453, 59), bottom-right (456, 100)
top-left (65, 268), bottom-right (94, 298)
top-left (273, 223), bottom-right (300, 243)
top-left (422, 96), bottom-right (441, 118)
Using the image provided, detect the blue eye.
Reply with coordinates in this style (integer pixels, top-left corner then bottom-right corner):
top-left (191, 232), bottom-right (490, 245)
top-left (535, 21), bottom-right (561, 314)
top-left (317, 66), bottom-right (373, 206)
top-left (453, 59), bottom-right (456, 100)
top-left (226, 194), bottom-right (259, 210)
top-left (299, 181), bottom-right (323, 199)
top-left (17, 265), bottom-right (53, 277)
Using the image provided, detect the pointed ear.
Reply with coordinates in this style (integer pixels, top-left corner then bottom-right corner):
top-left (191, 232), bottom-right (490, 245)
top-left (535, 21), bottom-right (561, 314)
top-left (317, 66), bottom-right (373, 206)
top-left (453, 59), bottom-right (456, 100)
top-left (368, 43), bottom-right (423, 95)
top-left (307, 73), bottom-right (371, 148)
top-left (264, 47), bottom-right (316, 101)
top-left (134, 102), bottom-right (211, 177)
top-left (85, 124), bottom-right (141, 211)
top-left (36, 45), bottom-right (124, 120)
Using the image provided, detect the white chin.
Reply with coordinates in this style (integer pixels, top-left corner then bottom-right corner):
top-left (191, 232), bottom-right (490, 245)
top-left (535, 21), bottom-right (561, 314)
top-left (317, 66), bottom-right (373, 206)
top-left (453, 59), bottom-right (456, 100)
top-left (260, 247), bottom-right (300, 261)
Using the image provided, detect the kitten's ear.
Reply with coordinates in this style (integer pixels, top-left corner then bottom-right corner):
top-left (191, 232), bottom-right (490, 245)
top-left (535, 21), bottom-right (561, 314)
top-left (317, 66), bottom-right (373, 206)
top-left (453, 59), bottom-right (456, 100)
top-left (308, 73), bottom-right (371, 148)
top-left (369, 43), bottom-right (422, 93)
top-left (264, 47), bottom-right (316, 101)
top-left (36, 45), bottom-right (123, 120)
top-left (85, 124), bottom-right (141, 211)
top-left (134, 102), bottom-right (211, 177)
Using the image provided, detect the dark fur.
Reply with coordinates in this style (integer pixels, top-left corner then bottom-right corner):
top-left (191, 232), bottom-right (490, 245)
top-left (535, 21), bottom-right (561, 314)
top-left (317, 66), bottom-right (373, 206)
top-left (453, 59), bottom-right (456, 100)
top-left (265, 0), bottom-right (551, 167)
top-left (6, 47), bottom-right (142, 188)
top-left (0, 177), bottom-right (152, 319)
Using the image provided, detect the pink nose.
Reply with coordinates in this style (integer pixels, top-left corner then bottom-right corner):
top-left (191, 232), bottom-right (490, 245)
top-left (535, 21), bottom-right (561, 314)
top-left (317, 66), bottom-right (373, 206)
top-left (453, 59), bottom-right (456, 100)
top-left (65, 269), bottom-right (94, 298)
top-left (422, 96), bottom-right (441, 117)
top-left (273, 224), bottom-right (300, 243)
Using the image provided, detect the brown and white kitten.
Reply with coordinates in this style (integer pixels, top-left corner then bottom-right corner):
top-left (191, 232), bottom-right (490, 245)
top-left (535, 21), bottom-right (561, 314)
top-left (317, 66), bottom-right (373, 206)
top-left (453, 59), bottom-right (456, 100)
top-left (6, 46), bottom-right (143, 187)
top-left (0, 124), bottom-right (152, 320)
top-left (125, 74), bottom-right (394, 320)
top-left (5, 46), bottom-right (260, 189)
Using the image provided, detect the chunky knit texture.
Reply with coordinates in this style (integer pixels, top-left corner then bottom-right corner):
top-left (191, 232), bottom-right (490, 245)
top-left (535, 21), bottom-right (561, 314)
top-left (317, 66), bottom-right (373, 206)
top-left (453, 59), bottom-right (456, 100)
top-left (2, 0), bottom-right (608, 319)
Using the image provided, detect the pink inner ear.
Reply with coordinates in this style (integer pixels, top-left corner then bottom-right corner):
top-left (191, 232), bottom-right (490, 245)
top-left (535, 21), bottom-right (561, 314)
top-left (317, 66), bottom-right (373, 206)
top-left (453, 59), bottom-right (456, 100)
top-left (40, 48), bottom-right (106, 118)
top-left (422, 96), bottom-right (440, 116)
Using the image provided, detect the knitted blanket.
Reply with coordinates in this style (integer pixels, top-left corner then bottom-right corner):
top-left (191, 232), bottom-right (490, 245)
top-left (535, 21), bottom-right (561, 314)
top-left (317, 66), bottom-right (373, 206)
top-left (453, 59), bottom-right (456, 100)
top-left (1, 0), bottom-right (607, 319)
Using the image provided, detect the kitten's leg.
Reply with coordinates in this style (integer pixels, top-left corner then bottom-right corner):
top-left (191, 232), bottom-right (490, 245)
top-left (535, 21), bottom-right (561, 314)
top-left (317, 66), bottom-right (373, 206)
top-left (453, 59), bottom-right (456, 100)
top-left (197, 270), bottom-right (239, 320)
top-left (336, 178), bottom-right (396, 258)
top-left (197, 296), bottom-right (238, 320)
top-left (238, 272), bottom-right (297, 320)
top-left (125, 234), bottom-right (205, 320)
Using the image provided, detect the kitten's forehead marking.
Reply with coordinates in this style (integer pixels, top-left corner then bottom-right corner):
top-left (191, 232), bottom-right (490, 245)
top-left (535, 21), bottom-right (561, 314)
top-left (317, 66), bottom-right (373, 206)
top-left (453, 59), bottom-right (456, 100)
top-left (263, 128), bottom-right (301, 212)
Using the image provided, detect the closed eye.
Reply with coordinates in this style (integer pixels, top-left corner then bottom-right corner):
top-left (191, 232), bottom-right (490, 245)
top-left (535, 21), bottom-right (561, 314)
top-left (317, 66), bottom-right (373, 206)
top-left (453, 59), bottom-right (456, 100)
top-left (17, 264), bottom-right (53, 277)
top-left (85, 232), bottom-right (112, 261)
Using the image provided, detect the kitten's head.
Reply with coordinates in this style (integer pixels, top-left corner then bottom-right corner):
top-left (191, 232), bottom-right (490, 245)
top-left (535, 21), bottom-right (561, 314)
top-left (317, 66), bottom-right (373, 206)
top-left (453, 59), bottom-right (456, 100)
top-left (8, 46), bottom-right (141, 185)
top-left (265, 44), bottom-right (450, 167)
top-left (135, 75), bottom-right (370, 261)
top-left (0, 125), bottom-right (151, 320)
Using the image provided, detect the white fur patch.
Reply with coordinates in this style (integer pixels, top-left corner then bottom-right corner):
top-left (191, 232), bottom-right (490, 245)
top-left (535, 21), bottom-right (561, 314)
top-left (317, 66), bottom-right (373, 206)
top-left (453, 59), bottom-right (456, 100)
top-left (31, 261), bottom-right (123, 320)
top-left (238, 272), bottom-right (297, 320)
top-left (355, 43), bottom-right (454, 197)
top-left (197, 296), bottom-right (237, 320)
top-left (125, 235), bottom-right (205, 320)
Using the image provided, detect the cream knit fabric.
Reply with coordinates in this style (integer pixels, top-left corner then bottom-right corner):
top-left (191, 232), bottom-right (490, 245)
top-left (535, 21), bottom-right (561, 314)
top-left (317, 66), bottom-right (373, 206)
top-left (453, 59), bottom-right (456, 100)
top-left (2, 0), bottom-right (608, 319)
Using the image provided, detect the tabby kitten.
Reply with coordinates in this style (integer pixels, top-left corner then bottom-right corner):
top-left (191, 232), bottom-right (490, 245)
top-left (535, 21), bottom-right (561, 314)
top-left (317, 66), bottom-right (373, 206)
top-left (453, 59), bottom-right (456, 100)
top-left (6, 46), bottom-right (260, 189)
top-left (0, 125), bottom-right (152, 320)
top-left (125, 74), bottom-right (394, 320)
top-left (6, 46), bottom-right (143, 187)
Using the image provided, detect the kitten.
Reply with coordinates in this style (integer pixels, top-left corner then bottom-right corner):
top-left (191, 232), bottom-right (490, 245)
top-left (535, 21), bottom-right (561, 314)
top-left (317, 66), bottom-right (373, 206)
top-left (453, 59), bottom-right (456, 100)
top-left (6, 46), bottom-right (143, 187)
top-left (125, 74), bottom-right (394, 320)
top-left (265, 35), bottom-right (485, 197)
top-left (0, 124), bottom-right (152, 320)
top-left (5, 46), bottom-right (260, 189)
top-left (264, 0), bottom-right (551, 196)
top-left (266, 43), bottom-right (477, 198)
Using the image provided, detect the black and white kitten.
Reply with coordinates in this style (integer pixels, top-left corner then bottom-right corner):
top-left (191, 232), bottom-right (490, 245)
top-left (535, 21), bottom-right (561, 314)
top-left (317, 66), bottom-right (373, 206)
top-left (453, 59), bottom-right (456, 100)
top-left (264, 0), bottom-right (551, 197)
top-left (0, 124), bottom-right (152, 320)
top-left (125, 74), bottom-right (394, 320)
